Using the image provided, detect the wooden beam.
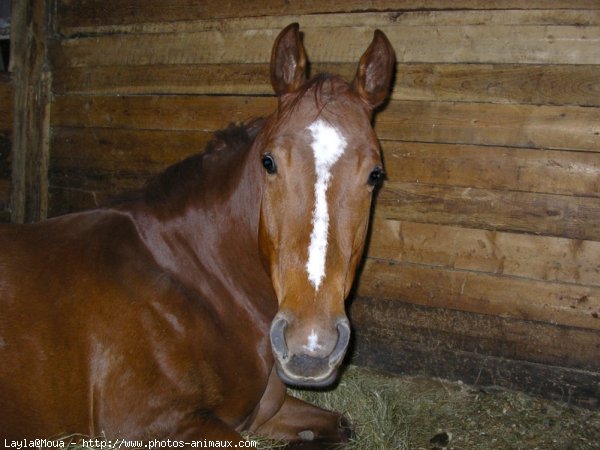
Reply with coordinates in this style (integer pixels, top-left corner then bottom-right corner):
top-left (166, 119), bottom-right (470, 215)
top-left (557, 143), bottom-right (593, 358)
top-left (50, 95), bottom-right (276, 131)
top-left (349, 297), bottom-right (600, 407)
top-left (52, 63), bottom-right (600, 108)
top-left (10, 0), bottom-right (52, 223)
top-left (47, 127), bottom-right (216, 216)
top-left (368, 218), bottom-right (600, 288)
top-left (376, 182), bottom-right (600, 241)
top-left (357, 258), bottom-right (600, 330)
top-left (56, 3), bottom-right (600, 37)
top-left (51, 15), bottom-right (600, 66)
top-left (378, 101), bottom-right (600, 152)
top-left (382, 141), bottom-right (600, 198)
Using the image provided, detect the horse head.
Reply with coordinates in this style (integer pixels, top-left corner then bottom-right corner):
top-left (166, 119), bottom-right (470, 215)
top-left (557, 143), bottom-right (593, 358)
top-left (257, 23), bottom-right (395, 387)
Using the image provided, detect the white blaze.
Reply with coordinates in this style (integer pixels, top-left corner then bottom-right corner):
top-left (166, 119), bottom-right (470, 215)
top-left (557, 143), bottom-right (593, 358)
top-left (303, 329), bottom-right (323, 353)
top-left (306, 120), bottom-right (347, 291)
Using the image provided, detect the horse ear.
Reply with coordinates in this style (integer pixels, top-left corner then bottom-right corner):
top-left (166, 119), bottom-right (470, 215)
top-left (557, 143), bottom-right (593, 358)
top-left (352, 30), bottom-right (395, 110)
top-left (270, 23), bottom-right (307, 96)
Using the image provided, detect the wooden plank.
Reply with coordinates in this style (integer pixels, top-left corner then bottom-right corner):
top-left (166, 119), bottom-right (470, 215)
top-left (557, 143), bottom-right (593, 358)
top-left (48, 128), bottom-right (217, 215)
top-left (350, 297), bottom-right (600, 375)
top-left (10, 0), bottom-right (52, 223)
top-left (356, 258), bottom-right (600, 330)
top-left (349, 298), bottom-right (600, 407)
top-left (50, 95), bottom-right (276, 131)
top-left (52, 63), bottom-right (353, 96)
top-left (51, 97), bottom-right (600, 152)
top-left (52, 64), bottom-right (275, 96)
top-left (382, 141), bottom-right (600, 198)
top-left (57, 4), bottom-right (600, 36)
top-left (378, 101), bottom-right (600, 152)
top-left (53, 63), bottom-right (600, 108)
top-left (50, 127), bottom-right (214, 174)
top-left (51, 15), bottom-right (600, 66)
top-left (396, 64), bottom-right (600, 107)
top-left (368, 218), bottom-right (600, 287)
top-left (376, 182), bottom-right (600, 241)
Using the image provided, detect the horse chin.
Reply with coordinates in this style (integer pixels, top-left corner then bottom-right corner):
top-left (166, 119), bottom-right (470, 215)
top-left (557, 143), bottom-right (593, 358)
top-left (274, 362), bottom-right (341, 388)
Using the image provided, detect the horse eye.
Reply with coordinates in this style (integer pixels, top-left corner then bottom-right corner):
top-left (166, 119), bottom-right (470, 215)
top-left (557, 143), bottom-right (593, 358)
top-left (261, 154), bottom-right (277, 174)
top-left (368, 167), bottom-right (385, 187)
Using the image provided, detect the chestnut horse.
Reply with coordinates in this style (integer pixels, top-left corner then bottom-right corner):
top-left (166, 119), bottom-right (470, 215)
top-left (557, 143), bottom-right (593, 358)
top-left (0, 24), bottom-right (394, 446)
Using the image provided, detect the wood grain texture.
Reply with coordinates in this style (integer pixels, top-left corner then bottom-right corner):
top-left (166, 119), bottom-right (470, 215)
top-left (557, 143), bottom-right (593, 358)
top-left (52, 63), bottom-right (600, 107)
top-left (378, 101), bottom-right (600, 152)
top-left (368, 218), bottom-right (600, 287)
top-left (349, 297), bottom-right (600, 373)
top-left (50, 95), bottom-right (276, 131)
top-left (56, 4), bottom-right (600, 35)
top-left (50, 96), bottom-right (600, 151)
top-left (396, 64), bottom-right (600, 107)
top-left (52, 63), bottom-right (275, 96)
top-left (350, 298), bottom-right (600, 407)
top-left (356, 258), bottom-right (600, 330)
top-left (382, 141), bottom-right (600, 197)
top-left (51, 12), bottom-right (600, 66)
top-left (376, 182), bottom-right (600, 241)
top-left (50, 127), bottom-right (214, 173)
top-left (10, 0), bottom-right (52, 223)
top-left (48, 127), bottom-right (218, 215)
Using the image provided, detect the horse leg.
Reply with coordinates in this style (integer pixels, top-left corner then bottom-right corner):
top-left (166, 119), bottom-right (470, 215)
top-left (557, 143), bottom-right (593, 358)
top-left (256, 394), bottom-right (352, 447)
top-left (169, 414), bottom-right (245, 441)
top-left (246, 368), bottom-right (352, 446)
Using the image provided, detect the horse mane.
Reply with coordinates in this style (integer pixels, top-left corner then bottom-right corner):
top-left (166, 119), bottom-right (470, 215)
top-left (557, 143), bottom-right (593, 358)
top-left (138, 118), bottom-right (266, 205)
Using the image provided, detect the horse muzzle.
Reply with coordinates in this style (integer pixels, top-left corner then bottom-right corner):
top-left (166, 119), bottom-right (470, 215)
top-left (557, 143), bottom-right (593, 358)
top-left (269, 313), bottom-right (351, 387)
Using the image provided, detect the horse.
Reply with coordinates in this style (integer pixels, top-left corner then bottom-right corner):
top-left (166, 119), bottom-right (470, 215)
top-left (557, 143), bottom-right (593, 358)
top-left (0, 23), bottom-right (394, 446)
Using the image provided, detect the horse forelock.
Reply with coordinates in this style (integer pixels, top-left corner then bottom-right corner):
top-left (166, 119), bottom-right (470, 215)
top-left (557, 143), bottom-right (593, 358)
top-left (277, 73), bottom-right (353, 122)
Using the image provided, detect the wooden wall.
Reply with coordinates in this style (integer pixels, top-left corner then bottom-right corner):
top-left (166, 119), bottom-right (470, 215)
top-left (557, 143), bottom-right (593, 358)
top-left (0, 73), bottom-right (11, 222)
top-left (30, 0), bottom-right (600, 405)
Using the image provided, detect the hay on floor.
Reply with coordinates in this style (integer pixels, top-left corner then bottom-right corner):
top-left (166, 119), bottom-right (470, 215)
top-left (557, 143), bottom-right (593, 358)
top-left (41, 365), bottom-right (600, 449)
top-left (288, 366), bottom-right (600, 450)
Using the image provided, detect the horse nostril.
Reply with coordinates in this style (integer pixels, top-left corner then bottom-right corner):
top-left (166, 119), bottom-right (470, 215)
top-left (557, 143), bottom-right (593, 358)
top-left (329, 317), bottom-right (351, 366)
top-left (269, 314), bottom-right (289, 360)
top-left (270, 315), bottom-right (351, 387)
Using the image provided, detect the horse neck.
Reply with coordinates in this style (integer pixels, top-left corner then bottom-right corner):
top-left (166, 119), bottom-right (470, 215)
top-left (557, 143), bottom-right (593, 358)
top-left (129, 130), bottom-right (275, 314)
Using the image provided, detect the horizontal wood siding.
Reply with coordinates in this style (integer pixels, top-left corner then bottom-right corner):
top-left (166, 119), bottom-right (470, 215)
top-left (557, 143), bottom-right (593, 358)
top-left (55, 1), bottom-right (600, 35)
top-left (349, 298), bottom-right (600, 407)
top-left (49, 0), bottom-right (600, 399)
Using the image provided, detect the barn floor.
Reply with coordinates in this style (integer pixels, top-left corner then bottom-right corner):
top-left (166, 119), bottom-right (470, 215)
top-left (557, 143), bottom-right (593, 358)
top-left (279, 366), bottom-right (600, 450)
